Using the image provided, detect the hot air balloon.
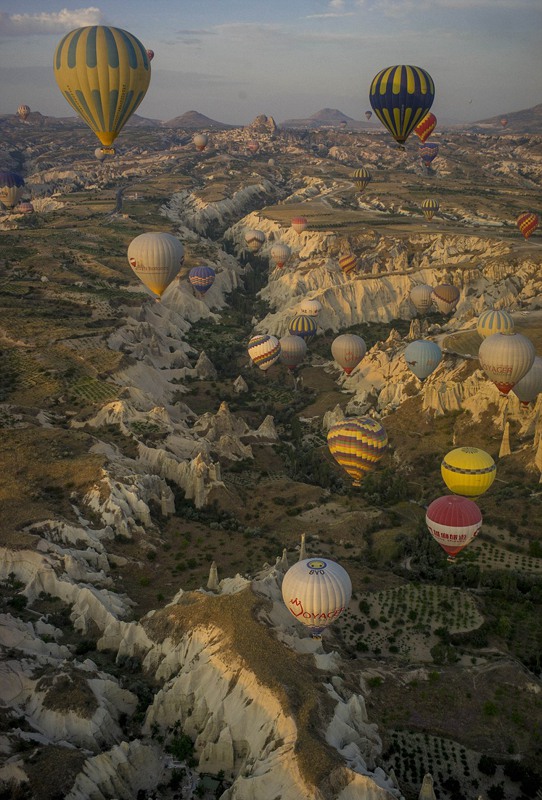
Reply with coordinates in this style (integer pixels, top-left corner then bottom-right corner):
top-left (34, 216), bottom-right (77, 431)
top-left (410, 284), bottom-right (433, 315)
top-left (17, 105), bottom-right (30, 122)
top-left (127, 232), bottom-right (185, 299)
top-left (432, 284), bottom-right (460, 314)
top-left (327, 417), bottom-right (388, 486)
top-left (365, 110), bottom-right (372, 121)
top-left (331, 334), bottom-right (367, 375)
top-left (426, 495), bottom-right (482, 561)
top-left (351, 168), bottom-right (371, 192)
top-left (247, 140), bottom-right (259, 154)
top-left (0, 171), bottom-right (25, 209)
top-left (291, 216), bottom-right (308, 235)
top-left (299, 298), bottom-right (322, 317)
top-left (421, 198), bottom-right (439, 221)
top-left (500, 117), bottom-right (508, 128)
top-left (189, 266), bottom-right (216, 295)
top-left (193, 133), bottom-right (208, 152)
top-left (279, 334), bottom-right (307, 371)
top-left (517, 212), bottom-right (539, 240)
top-left (339, 254), bottom-right (357, 276)
top-left (369, 65), bottom-right (435, 146)
top-left (95, 147), bottom-right (107, 162)
top-left (404, 340), bottom-right (442, 381)
top-left (17, 202), bottom-right (34, 215)
top-left (288, 314), bottom-right (317, 344)
top-left (53, 26), bottom-right (151, 153)
top-left (441, 447), bottom-right (496, 498)
top-left (419, 142), bottom-right (439, 168)
top-left (281, 558), bottom-right (352, 637)
top-left (511, 356), bottom-right (542, 407)
top-left (478, 332), bottom-right (536, 395)
top-left (476, 309), bottom-right (514, 340)
top-left (415, 112), bottom-right (437, 143)
top-left (244, 229), bottom-right (265, 253)
top-left (146, 49), bottom-right (154, 61)
top-left (248, 334), bottom-right (281, 371)
top-left (270, 242), bottom-right (291, 269)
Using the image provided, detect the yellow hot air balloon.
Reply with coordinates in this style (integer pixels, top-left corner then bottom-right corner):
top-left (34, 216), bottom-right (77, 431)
top-left (327, 417), bottom-right (388, 486)
top-left (441, 447), bottom-right (496, 498)
top-left (53, 26), bottom-right (151, 152)
top-left (127, 232), bottom-right (184, 299)
top-left (476, 309), bottom-right (514, 339)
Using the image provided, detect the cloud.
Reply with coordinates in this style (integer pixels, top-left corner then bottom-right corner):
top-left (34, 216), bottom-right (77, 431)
top-left (0, 7), bottom-right (103, 36)
top-left (355, 0), bottom-right (541, 11)
top-left (305, 12), bottom-right (356, 18)
top-left (174, 29), bottom-right (216, 36)
top-left (330, 0), bottom-right (346, 7)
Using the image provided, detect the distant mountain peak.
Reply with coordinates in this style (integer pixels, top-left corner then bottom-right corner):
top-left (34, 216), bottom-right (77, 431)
top-left (163, 111), bottom-right (235, 130)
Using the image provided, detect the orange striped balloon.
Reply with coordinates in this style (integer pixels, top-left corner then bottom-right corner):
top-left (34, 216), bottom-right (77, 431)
top-left (517, 212), bottom-right (539, 240)
top-left (339, 254), bottom-right (357, 275)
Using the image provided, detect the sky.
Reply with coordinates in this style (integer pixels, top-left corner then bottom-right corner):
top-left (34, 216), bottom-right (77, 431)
top-left (0, 0), bottom-right (541, 125)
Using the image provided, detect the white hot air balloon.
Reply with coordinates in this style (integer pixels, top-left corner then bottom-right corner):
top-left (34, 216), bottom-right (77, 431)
top-left (281, 558), bottom-right (352, 637)
top-left (476, 309), bottom-right (514, 340)
top-left (193, 133), bottom-right (208, 151)
top-left (478, 332), bottom-right (535, 395)
top-left (244, 229), bottom-right (265, 253)
top-left (410, 284), bottom-right (433, 315)
top-left (331, 334), bottom-right (367, 375)
top-left (299, 298), bottom-right (322, 317)
top-left (270, 242), bottom-right (291, 269)
top-left (511, 356), bottom-right (542, 407)
top-left (127, 232), bottom-right (185, 299)
top-left (279, 334), bottom-right (307, 371)
top-left (247, 334), bottom-right (281, 371)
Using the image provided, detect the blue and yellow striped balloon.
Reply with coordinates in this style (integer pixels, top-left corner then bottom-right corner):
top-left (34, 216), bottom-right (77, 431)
top-left (288, 314), bottom-right (317, 344)
top-left (327, 417), bottom-right (388, 486)
top-left (188, 266), bottom-right (216, 294)
top-left (53, 26), bottom-right (151, 150)
top-left (369, 65), bottom-right (435, 146)
top-left (476, 309), bottom-right (514, 340)
top-left (421, 198), bottom-right (439, 221)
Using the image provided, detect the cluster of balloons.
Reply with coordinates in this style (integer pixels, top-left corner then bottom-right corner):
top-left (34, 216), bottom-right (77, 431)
top-left (409, 283), bottom-right (460, 315)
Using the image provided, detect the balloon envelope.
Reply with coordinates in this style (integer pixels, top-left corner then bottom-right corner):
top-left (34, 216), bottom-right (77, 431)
top-left (404, 340), bottom-right (442, 381)
top-left (426, 495), bottom-right (482, 558)
top-left (288, 315), bottom-right (317, 344)
top-left (517, 212), bottom-right (539, 240)
top-left (327, 417), bottom-right (388, 486)
top-left (17, 202), bottom-right (34, 214)
top-left (332, 334), bottom-right (367, 375)
top-left (478, 332), bottom-right (535, 395)
top-left (247, 140), bottom-right (259, 154)
top-left (291, 216), bottom-right (308, 234)
top-left (351, 168), bottom-right (371, 191)
top-left (419, 142), bottom-right (439, 167)
top-left (189, 266), bottom-right (216, 295)
top-left (365, 110), bottom-right (372, 120)
top-left (441, 447), bottom-right (496, 497)
top-left (193, 134), bottom-right (208, 151)
top-left (17, 104), bottom-right (30, 121)
top-left (127, 232), bottom-right (184, 298)
top-left (248, 334), bottom-right (281, 371)
top-left (432, 284), bottom-right (459, 314)
top-left (279, 335), bottom-right (307, 370)
top-left (476, 309), bottom-right (514, 339)
top-left (299, 298), bottom-right (322, 317)
top-left (339, 254), bottom-right (357, 275)
top-left (421, 198), bottom-right (439, 221)
top-left (281, 558), bottom-right (352, 636)
top-left (0, 171), bottom-right (25, 209)
top-left (270, 242), bottom-right (290, 269)
top-left (410, 284), bottom-right (433, 315)
top-left (146, 49), bottom-right (154, 61)
top-left (244, 229), bottom-right (265, 252)
top-left (369, 65), bottom-right (435, 145)
top-left (415, 112), bottom-right (437, 143)
top-left (511, 356), bottom-right (542, 406)
top-left (54, 26), bottom-right (151, 149)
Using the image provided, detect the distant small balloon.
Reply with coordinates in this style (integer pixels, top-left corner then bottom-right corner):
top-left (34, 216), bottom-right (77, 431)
top-left (17, 104), bottom-right (30, 121)
top-left (298, 298), bottom-right (322, 317)
top-left (351, 168), bottom-right (371, 192)
top-left (421, 198), bottom-right (439, 221)
top-left (270, 242), bottom-right (291, 269)
top-left (244, 229), bottom-right (265, 253)
top-left (0, 171), bottom-right (25, 209)
top-left (331, 334), bottom-right (367, 375)
top-left (404, 339), bottom-right (442, 381)
top-left (247, 140), bottom-right (260, 154)
top-left (193, 133), bottom-right (208, 152)
top-left (279, 334), bottom-right (307, 371)
top-left (516, 212), bottom-right (538, 240)
top-left (291, 216), bottom-right (308, 235)
top-left (410, 284), bottom-right (433, 315)
top-left (476, 309), bottom-right (514, 340)
top-left (338, 254), bottom-right (357, 276)
top-left (288, 314), bottom-right (317, 344)
top-left (146, 49), bottom-right (154, 61)
top-left (415, 112), bottom-right (437, 143)
top-left (431, 284), bottom-right (460, 315)
top-left (248, 334), bottom-right (281, 371)
top-left (188, 266), bottom-right (216, 295)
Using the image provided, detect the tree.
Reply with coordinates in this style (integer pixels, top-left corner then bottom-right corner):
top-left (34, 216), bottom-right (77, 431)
top-left (478, 754), bottom-right (497, 776)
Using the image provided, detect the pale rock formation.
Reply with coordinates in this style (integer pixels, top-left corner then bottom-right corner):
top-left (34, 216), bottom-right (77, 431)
top-left (323, 404), bottom-right (347, 430)
top-left (194, 350), bottom-right (217, 379)
top-left (418, 773), bottom-right (437, 800)
top-left (243, 414), bottom-right (278, 443)
top-left (245, 114), bottom-right (278, 135)
top-left (233, 374), bottom-right (248, 393)
top-left (499, 420), bottom-right (511, 458)
top-left (207, 561), bottom-right (219, 591)
top-left (65, 740), bottom-right (163, 800)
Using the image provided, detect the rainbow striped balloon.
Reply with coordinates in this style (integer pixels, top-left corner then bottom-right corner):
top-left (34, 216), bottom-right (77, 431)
top-left (516, 212), bottom-right (539, 240)
top-left (288, 314), bottom-right (317, 344)
top-left (369, 65), bottom-right (435, 145)
top-left (248, 334), bottom-right (281, 371)
top-left (419, 142), bottom-right (439, 168)
top-left (188, 266), bottom-right (216, 294)
top-left (327, 417), bottom-right (388, 486)
top-left (53, 26), bottom-right (151, 150)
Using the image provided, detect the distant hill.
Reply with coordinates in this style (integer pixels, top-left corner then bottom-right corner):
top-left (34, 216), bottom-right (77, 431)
top-left (163, 111), bottom-right (235, 130)
top-left (125, 113), bottom-right (162, 127)
top-left (281, 108), bottom-right (366, 129)
top-left (469, 103), bottom-right (542, 133)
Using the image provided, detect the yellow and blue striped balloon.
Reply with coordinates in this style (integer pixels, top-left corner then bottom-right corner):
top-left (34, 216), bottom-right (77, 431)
top-left (476, 309), bottom-right (514, 340)
top-left (53, 26), bottom-right (151, 150)
top-left (421, 198), bottom-right (439, 221)
top-left (351, 168), bottom-right (371, 191)
top-left (369, 65), bottom-right (435, 146)
top-left (288, 314), bottom-right (317, 344)
top-left (327, 417), bottom-right (388, 486)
